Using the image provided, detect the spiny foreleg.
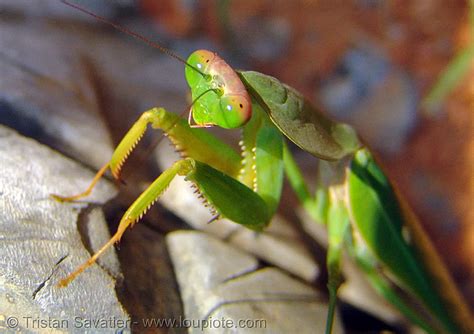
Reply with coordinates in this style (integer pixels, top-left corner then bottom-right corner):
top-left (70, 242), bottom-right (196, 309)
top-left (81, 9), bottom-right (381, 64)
top-left (58, 158), bottom-right (195, 286)
top-left (51, 108), bottom-right (163, 202)
top-left (58, 158), bottom-right (270, 286)
top-left (51, 107), bottom-right (242, 202)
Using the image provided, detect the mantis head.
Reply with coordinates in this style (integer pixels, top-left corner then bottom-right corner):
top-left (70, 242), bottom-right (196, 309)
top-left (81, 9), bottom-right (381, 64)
top-left (185, 50), bottom-right (252, 129)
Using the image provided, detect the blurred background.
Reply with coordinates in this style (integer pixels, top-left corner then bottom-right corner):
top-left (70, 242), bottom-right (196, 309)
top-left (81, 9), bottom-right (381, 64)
top-left (0, 0), bottom-right (472, 332)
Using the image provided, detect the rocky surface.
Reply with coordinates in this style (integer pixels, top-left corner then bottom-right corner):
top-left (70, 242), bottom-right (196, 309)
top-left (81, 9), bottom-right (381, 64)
top-left (0, 125), bottom-right (128, 333)
top-left (167, 231), bottom-right (342, 334)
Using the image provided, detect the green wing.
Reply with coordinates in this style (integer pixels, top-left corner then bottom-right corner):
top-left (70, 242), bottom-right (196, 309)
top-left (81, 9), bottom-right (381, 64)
top-left (238, 71), bottom-right (360, 160)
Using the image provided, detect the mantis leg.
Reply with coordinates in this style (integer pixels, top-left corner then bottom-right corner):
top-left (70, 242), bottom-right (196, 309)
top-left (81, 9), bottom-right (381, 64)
top-left (51, 109), bottom-right (161, 202)
top-left (58, 157), bottom-right (270, 287)
top-left (58, 158), bottom-right (195, 287)
top-left (282, 145), bottom-right (349, 333)
top-left (325, 183), bottom-right (350, 334)
top-left (53, 106), bottom-right (272, 286)
top-left (51, 163), bottom-right (110, 202)
top-left (283, 143), bottom-right (330, 225)
top-left (51, 107), bottom-right (242, 202)
top-left (239, 102), bottom-right (284, 217)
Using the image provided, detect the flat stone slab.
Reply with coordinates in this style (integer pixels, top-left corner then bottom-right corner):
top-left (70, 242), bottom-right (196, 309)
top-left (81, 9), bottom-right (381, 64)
top-left (167, 231), bottom-right (342, 334)
top-left (0, 125), bottom-right (129, 333)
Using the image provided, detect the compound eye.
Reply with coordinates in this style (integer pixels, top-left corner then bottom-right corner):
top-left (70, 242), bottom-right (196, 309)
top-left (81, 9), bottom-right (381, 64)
top-left (193, 50), bottom-right (214, 69)
top-left (185, 50), bottom-right (215, 87)
top-left (219, 95), bottom-right (252, 129)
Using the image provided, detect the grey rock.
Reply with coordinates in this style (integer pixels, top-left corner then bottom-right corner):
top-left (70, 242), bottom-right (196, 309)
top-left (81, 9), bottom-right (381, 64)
top-left (115, 224), bottom-right (185, 334)
top-left (338, 257), bottom-right (404, 326)
top-left (0, 125), bottom-right (129, 333)
top-left (167, 231), bottom-right (342, 334)
top-left (81, 207), bottom-right (122, 280)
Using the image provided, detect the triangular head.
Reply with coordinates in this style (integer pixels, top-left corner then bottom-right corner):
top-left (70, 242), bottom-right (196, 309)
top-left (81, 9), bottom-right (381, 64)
top-left (185, 50), bottom-right (252, 129)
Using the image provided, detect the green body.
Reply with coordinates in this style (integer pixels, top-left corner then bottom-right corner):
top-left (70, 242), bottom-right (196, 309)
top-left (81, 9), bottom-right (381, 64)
top-left (56, 63), bottom-right (472, 333)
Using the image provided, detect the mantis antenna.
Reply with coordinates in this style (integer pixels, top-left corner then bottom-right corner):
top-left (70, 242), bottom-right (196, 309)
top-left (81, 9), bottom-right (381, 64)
top-left (60, 0), bottom-right (207, 78)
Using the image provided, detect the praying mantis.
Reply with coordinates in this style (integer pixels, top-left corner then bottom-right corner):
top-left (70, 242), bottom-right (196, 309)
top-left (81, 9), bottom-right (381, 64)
top-left (52, 1), bottom-right (473, 333)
